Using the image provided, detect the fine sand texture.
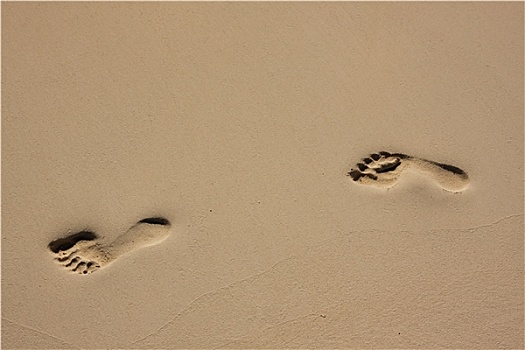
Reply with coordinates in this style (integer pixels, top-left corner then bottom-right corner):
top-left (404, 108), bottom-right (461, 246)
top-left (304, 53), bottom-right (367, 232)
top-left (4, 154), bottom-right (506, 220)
top-left (2, 2), bottom-right (523, 349)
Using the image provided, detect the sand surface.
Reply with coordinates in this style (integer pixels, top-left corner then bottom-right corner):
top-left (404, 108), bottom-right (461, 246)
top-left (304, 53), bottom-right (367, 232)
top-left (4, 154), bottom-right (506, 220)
top-left (2, 2), bottom-right (523, 349)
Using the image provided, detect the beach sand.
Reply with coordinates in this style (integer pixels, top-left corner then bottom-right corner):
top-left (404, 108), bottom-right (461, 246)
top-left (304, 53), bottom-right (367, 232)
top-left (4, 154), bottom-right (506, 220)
top-left (2, 2), bottom-right (523, 349)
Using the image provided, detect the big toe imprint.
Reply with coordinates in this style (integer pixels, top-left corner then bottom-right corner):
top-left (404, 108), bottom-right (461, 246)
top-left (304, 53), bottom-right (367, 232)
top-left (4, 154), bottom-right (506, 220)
top-left (48, 230), bottom-right (97, 254)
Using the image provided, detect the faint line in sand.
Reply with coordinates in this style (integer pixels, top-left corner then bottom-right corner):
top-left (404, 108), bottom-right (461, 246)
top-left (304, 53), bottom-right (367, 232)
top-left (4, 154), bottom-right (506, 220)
top-left (2, 317), bottom-right (80, 350)
top-left (213, 313), bottom-right (320, 349)
top-left (129, 213), bottom-right (523, 346)
top-left (129, 253), bottom-right (300, 345)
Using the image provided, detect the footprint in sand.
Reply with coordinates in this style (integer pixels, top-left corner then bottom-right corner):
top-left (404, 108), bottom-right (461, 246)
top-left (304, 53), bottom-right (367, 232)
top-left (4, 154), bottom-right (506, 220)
top-left (48, 217), bottom-right (172, 275)
top-left (347, 151), bottom-right (470, 192)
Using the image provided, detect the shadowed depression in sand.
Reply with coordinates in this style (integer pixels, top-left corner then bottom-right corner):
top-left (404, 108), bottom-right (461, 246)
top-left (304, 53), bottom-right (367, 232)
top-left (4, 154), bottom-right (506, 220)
top-left (347, 151), bottom-right (470, 192)
top-left (48, 218), bottom-right (172, 274)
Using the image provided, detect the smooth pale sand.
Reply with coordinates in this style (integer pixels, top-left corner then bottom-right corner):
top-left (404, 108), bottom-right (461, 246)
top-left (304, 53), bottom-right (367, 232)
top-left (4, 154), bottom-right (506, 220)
top-left (2, 2), bottom-right (523, 349)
